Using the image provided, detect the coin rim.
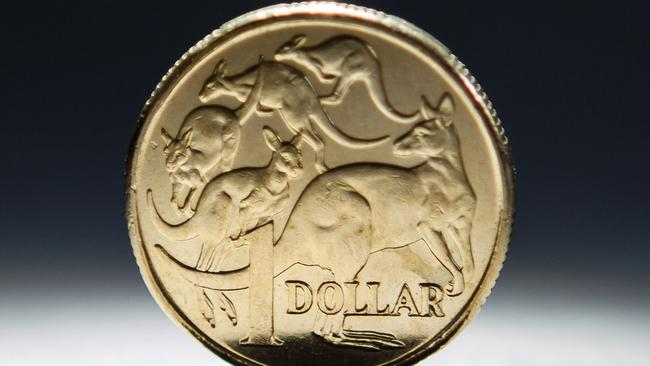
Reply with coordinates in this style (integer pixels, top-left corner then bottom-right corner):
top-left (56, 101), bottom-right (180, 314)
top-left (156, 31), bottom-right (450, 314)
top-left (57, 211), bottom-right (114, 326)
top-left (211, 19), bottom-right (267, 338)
top-left (125, 2), bottom-right (515, 365)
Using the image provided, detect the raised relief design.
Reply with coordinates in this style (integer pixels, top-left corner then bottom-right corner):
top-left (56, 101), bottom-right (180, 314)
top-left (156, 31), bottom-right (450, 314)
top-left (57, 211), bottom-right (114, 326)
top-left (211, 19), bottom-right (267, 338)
top-left (153, 126), bottom-right (303, 328)
top-left (200, 287), bottom-right (238, 327)
top-left (200, 59), bottom-right (387, 173)
top-left (285, 281), bottom-right (445, 318)
top-left (151, 127), bottom-right (303, 269)
top-left (160, 106), bottom-right (241, 211)
top-left (150, 34), bottom-right (477, 352)
top-left (275, 35), bottom-right (430, 123)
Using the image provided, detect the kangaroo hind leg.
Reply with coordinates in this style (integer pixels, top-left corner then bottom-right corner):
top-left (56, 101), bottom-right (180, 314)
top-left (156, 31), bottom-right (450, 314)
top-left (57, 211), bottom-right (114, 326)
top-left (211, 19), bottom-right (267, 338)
top-left (417, 222), bottom-right (464, 296)
top-left (321, 75), bottom-right (357, 105)
top-left (443, 223), bottom-right (474, 279)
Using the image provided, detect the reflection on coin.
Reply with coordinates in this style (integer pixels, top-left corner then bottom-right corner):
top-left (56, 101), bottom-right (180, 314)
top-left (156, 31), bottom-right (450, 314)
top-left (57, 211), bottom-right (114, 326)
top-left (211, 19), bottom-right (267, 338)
top-left (126, 2), bottom-right (514, 365)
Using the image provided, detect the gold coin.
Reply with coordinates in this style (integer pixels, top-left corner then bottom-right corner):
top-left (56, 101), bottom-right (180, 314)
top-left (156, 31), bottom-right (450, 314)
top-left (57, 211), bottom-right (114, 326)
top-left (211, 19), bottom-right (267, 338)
top-left (126, 2), bottom-right (514, 365)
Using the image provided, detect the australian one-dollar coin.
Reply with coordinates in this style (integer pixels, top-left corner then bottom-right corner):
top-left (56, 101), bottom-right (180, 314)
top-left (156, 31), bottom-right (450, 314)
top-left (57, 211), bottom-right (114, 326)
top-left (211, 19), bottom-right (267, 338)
top-left (126, 2), bottom-right (514, 365)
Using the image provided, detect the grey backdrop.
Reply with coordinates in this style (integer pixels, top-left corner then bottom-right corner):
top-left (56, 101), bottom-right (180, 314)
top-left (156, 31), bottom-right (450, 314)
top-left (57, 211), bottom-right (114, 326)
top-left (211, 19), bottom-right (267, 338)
top-left (1, 1), bottom-right (648, 365)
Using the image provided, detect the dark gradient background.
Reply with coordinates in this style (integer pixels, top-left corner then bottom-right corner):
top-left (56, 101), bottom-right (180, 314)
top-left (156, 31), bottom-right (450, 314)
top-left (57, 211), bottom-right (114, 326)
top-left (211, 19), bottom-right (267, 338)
top-left (1, 1), bottom-right (648, 365)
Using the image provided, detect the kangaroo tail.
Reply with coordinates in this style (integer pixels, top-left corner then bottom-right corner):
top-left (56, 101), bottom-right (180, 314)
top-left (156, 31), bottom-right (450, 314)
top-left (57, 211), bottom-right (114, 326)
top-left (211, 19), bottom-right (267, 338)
top-left (367, 80), bottom-right (422, 124)
top-left (155, 244), bottom-right (251, 290)
top-left (147, 190), bottom-right (198, 242)
top-left (311, 111), bottom-right (390, 149)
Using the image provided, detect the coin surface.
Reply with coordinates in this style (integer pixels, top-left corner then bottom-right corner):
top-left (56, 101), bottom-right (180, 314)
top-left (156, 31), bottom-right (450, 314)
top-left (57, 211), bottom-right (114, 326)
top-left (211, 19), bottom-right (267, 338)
top-left (126, 2), bottom-right (514, 365)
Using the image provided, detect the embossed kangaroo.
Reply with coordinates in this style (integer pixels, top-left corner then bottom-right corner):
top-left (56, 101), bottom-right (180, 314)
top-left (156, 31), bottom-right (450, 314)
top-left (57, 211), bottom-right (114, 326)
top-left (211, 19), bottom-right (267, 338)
top-left (152, 127), bottom-right (303, 329)
top-left (275, 35), bottom-right (424, 124)
top-left (199, 59), bottom-right (388, 173)
top-left (156, 94), bottom-right (476, 351)
top-left (150, 127), bottom-right (304, 270)
top-left (161, 106), bottom-right (241, 211)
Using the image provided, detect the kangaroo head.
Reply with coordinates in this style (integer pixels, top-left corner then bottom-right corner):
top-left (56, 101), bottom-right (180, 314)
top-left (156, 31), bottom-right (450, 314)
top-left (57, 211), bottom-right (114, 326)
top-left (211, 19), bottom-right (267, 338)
top-left (393, 94), bottom-right (459, 158)
top-left (161, 128), bottom-right (193, 172)
top-left (274, 35), bottom-right (308, 63)
top-left (199, 60), bottom-right (240, 103)
top-left (263, 127), bottom-right (304, 179)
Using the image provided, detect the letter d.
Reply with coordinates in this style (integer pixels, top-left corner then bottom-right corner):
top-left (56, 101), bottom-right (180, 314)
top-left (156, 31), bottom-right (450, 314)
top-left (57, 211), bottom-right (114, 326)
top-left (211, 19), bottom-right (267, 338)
top-left (286, 280), bottom-right (313, 314)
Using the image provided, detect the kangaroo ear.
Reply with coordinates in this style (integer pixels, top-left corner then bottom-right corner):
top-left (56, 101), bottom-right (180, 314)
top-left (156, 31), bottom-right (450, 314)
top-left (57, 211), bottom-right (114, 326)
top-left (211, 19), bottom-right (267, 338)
top-left (262, 127), bottom-right (282, 152)
top-left (161, 128), bottom-right (173, 146)
top-left (437, 94), bottom-right (454, 125)
top-left (420, 96), bottom-right (436, 120)
top-left (292, 34), bottom-right (306, 48)
top-left (181, 128), bottom-right (193, 146)
top-left (289, 132), bottom-right (304, 149)
top-left (214, 60), bottom-right (227, 77)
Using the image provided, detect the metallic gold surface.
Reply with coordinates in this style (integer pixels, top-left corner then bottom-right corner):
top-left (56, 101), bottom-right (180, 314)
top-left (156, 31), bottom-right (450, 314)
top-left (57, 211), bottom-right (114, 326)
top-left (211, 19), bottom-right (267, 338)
top-left (126, 2), bottom-right (514, 365)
